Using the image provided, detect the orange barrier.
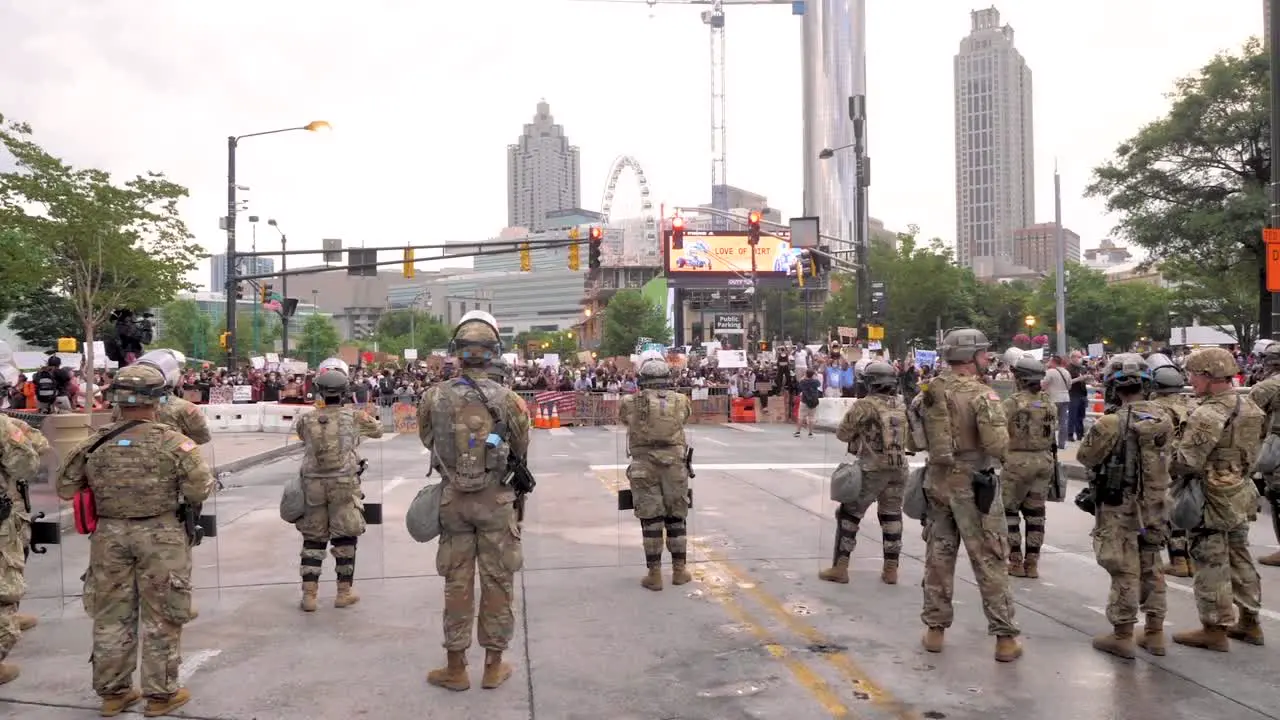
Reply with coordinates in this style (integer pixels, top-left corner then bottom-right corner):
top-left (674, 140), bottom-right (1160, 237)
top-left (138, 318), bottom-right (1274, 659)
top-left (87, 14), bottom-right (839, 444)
top-left (730, 397), bottom-right (757, 423)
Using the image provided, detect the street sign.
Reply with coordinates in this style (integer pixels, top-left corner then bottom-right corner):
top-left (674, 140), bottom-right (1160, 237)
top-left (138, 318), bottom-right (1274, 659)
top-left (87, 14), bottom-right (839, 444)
top-left (1266, 229), bottom-right (1280, 292)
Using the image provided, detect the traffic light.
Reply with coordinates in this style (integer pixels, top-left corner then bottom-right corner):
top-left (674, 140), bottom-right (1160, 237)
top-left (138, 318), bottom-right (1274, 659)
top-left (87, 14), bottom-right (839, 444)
top-left (260, 283), bottom-right (273, 303)
top-left (520, 242), bottom-right (532, 272)
top-left (758, 340), bottom-right (770, 352)
top-left (234, 283), bottom-right (245, 300)
top-left (568, 242), bottom-right (580, 271)
top-left (588, 226), bottom-right (603, 269)
top-left (747, 210), bottom-right (761, 246)
top-left (403, 247), bottom-right (415, 278)
top-left (671, 216), bottom-right (685, 249)
top-left (808, 251), bottom-right (817, 277)
top-left (795, 257), bottom-right (806, 288)
top-left (218, 332), bottom-right (229, 349)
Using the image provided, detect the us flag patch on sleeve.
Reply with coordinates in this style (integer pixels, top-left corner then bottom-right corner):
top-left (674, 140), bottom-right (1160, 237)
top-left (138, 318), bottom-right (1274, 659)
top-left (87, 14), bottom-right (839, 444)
top-left (9, 429), bottom-right (24, 443)
top-left (179, 440), bottom-right (197, 452)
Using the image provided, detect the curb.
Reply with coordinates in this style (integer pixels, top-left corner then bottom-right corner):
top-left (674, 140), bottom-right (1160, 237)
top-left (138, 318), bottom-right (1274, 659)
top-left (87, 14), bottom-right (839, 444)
top-left (212, 443), bottom-right (303, 477)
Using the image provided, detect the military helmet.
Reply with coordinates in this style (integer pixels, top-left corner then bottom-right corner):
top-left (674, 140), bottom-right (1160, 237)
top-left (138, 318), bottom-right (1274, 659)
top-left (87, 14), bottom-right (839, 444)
top-left (1105, 352), bottom-right (1149, 392)
top-left (1011, 355), bottom-right (1046, 384)
top-left (313, 366), bottom-right (350, 394)
top-left (1151, 365), bottom-right (1187, 394)
top-left (450, 310), bottom-right (502, 362)
top-left (1183, 347), bottom-right (1239, 379)
top-left (1002, 347), bottom-right (1025, 368)
top-left (940, 327), bottom-right (990, 363)
top-left (1145, 353), bottom-right (1175, 372)
top-left (110, 364), bottom-right (169, 407)
top-left (317, 357), bottom-right (350, 376)
top-left (861, 361), bottom-right (898, 392)
top-left (136, 349), bottom-right (184, 388)
top-left (637, 356), bottom-right (672, 387)
top-left (1259, 341), bottom-right (1280, 367)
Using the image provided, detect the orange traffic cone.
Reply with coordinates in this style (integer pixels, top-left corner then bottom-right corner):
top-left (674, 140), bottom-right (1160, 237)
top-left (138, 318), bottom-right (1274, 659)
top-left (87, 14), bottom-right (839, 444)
top-left (535, 406), bottom-right (546, 429)
top-left (550, 405), bottom-right (561, 429)
top-left (1092, 390), bottom-right (1104, 414)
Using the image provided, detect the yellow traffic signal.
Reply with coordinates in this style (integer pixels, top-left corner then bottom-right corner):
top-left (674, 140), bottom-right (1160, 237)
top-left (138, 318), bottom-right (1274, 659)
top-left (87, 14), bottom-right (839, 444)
top-left (568, 243), bottom-right (580, 271)
top-left (796, 261), bottom-right (806, 287)
top-left (403, 247), bottom-right (415, 278)
top-left (218, 332), bottom-right (229, 349)
top-left (260, 283), bottom-right (272, 303)
top-left (520, 242), bottom-right (532, 272)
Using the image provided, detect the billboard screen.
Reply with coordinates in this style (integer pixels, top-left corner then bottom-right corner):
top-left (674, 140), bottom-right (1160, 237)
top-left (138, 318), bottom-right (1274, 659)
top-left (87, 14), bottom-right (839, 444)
top-left (664, 230), bottom-right (800, 287)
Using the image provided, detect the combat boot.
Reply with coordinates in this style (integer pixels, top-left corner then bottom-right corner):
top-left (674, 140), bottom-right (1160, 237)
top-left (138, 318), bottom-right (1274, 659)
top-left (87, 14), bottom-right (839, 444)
top-left (0, 663), bottom-right (17, 685)
top-left (1007, 551), bottom-right (1026, 577)
top-left (142, 687), bottom-right (190, 717)
top-left (98, 688), bottom-right (142, 717)
top-left (1091, 623), bottom-right (1136, 659)
top-left (300, 581), bottom-right (318, 612)
top-left (1172, 624), bottom-right (1230, 652)
top-left (880, 559), bottom-right (898, 585)
top-left (921, 627), bottom-right (945, 653)
top-left (334, 581), bottom-right (360, 608)
top-left (14, 613), bottom-right (37, 632)
top-left (1022, 553), bottom-right (1040, 579)
top-left (1166, 556), bottom-right (1193, 577)
top-left (671, 563), bottom-right (692, 586)
top-left (427, 650), bottom-right (471, 691)
top-left (641, 566), bottom-right (663, 591)
top-left (481, 649), bottom-right (513, 689)
top-left (1136, 617), bottom-right (1166, 656)
top-left (1227, 613), bottom-right (1265, 646)
top-left (1258, 550), bottom-right (1280, 567)
top-left (994, 635), bottom-right (1023, 662)
top-left (818, 557), bottom-right (850, 584)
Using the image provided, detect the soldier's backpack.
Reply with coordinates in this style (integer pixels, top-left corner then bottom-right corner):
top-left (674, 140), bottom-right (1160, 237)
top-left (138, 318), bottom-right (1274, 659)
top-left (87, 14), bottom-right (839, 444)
top-left (874, 401), bottom-right (906, 463)
top-left (431, 378), bottom-right (510, 493)
top-left (632, 390), bottom-right (686, 446)
top-left (34, 369), bottom-right (58, 403)
top-left (1010, 394), bottom-right (1054, 451)
top-left (302, 411), bottom-right (357, 475)
top-left (905, 395), bottom-right (927, 452)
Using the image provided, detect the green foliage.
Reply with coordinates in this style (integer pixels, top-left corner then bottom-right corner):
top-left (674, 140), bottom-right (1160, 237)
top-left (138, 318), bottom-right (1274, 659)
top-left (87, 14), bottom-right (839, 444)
top-left (600, 289), bottom-right (671, 357)
top-left (1085, 38), bottom-right (1267, 345)
top-left (514, 330), bottom-right (579, 359)
top-left (296, 314), bottom-right (342, 365)
top-left (155, 300), bottom-right (216, 360)
top-left (0, 228), bottom-right (49, 319)
top-left (1026, 264), bottom-right (1170, 351)
top-left (0, 114), bottom-right (202, 372)
top-left (236, 311), bottom-right (280, 356)
top-left (371, 309), bottom-right (450, 360)
top-left (7, 289), bottom-right (85, 348)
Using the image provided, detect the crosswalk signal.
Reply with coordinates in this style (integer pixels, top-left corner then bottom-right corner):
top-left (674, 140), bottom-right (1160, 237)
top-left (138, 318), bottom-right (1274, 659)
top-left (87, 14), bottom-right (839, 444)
top-left (234, 283), bottom-right (245, 300)
top-left (260, 283), bottom-right (273, 304)
top-left (520, 242), bottom-right (532, 272)
top-left (568, 243), bottom-right (580, 271)
top-left (588, 226), bottom-right (603, 269)
top-left (795, 258), bottom-right (806, 288)
top-left (403, 247), bottom-right (415, 278)
top-left (747, 210), bottom-right (761, 246)
top-left (218, 332), bottom-right (229, 349)
top-left (671, 216), bottom-right (685, 250)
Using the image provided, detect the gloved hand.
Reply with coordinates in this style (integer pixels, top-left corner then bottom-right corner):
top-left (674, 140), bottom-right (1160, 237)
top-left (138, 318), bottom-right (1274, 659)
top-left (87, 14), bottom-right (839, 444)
top-left (1141, 523), bottom-right (1169, 547)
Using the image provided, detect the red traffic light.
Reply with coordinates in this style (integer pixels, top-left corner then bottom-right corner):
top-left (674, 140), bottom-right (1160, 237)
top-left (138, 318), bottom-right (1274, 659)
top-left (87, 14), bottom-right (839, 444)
top-left (748, 211), bottom-right (761, 225)
top-left (589, 226), bottom-right (603, 241)
top-left (672, 216), bottom-right (684, 230)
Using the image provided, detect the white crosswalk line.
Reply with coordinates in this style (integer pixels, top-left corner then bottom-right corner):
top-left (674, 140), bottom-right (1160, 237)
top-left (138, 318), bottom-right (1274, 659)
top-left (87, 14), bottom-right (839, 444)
top-left (549, 427), bottom-right (574, 437)
top-left (726, 424), bottom-right (765, 433)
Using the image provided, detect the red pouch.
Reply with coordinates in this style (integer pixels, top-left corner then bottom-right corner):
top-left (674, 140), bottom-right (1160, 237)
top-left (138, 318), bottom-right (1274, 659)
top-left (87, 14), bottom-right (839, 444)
top-left (73, 488), bottom-right (97, 534)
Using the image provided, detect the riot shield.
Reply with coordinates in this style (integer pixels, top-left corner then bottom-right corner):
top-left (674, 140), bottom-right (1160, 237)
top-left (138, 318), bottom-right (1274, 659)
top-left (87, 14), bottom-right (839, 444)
top-left (20, 411), bottom-right (68, 618)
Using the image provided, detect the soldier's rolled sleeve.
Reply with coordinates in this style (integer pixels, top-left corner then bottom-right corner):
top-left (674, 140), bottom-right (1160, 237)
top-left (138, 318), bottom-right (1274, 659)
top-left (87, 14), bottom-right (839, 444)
top-left (1171, 408), bottom-right (1223, 476)
top-left (0, 421), bottom-right (39, 482)
top-left (618, 395), bottom-right (633, 427)
top-left (507, 394), bottom-right (531, 458)
top-left (417, 388), bottom-right (435, 449)
top-left (186, 405), bottom-right (213, 444)
top-left (356, 410), bottom-right (383, 439)
top-left (1075, 416), bottom-right (1116, 468)
top-left (835, 402), bottom-right (863, 445)
top-left (176, 440), bottom-right (215, 504)
top-left (54, 438), bottom-right (93, 501)
top-left (1249, 382), bottom-right (1280, 416)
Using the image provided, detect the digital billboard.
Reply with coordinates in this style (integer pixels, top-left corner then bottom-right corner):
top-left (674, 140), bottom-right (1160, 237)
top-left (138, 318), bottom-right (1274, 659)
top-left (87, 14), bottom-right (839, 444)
top-left (664, 230), bottom-right (800, 287)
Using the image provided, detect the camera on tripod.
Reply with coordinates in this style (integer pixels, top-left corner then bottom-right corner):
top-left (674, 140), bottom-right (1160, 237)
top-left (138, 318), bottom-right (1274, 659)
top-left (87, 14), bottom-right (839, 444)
top-left (104, 309), bottom-right (155, 363)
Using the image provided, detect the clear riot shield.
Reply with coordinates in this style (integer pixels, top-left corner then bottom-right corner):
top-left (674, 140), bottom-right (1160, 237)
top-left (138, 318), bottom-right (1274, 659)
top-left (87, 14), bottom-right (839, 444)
top-left (188, 428), bottom-right (220, 603)
top-left (22, 412), bottom-right (68, 617)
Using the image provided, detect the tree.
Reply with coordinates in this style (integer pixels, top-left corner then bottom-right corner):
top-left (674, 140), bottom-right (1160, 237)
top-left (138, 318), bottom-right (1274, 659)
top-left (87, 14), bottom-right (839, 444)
top-left (1024, 264), bottom-right (1172, 351)
top-left (514, 330), bottom-right (579, 359)
top-left (866, 228), bottom-right (976, 355)
top-left (1163, 255), bottom-right (1257, 347)
top-left (371, 309), bottom-right (450, 360)
top-left (296, 314), bottom-right (342, 365)
top-left (600, 289), bottom-right (670, 357)
top-left (0, 114), bottom-right (201, 381)
top-left (1085, 39), bottom-right (1270, 338)
top-left (236, 311), bottom-right (281, 356)
top-left (7, 289), bottom-right (83, 348)
top-left (967, 278), bottom-right (1035, 348)
top-left (155, 299), bottom-right (219, 360)
top-left (0, 228), bottom-right (50, 319)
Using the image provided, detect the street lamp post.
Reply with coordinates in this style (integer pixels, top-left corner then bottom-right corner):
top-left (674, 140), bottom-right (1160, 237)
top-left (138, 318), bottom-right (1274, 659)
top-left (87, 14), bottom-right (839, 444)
top-left (1025, 315), bottom-right (1036, 334)
top-left (268, 219), bottom-right (289, 357)
top-left (224, 120), bottom-right (329, 370)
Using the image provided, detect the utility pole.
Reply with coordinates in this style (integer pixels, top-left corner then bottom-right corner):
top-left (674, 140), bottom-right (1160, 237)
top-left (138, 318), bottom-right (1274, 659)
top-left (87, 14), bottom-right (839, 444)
top-left (850, 94), bottom-right (871, 335)
top-left (1269, 0), bottom-right (1280, 338)
top-left (225, 136), bottom-right (239, 370)
top-left (1054, 165), bottom-right (1067, 354)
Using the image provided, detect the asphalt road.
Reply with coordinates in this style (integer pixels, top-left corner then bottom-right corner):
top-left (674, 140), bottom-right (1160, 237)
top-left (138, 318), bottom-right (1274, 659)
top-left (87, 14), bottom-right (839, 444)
top-left (5, 425), bottom-right (1280, 719)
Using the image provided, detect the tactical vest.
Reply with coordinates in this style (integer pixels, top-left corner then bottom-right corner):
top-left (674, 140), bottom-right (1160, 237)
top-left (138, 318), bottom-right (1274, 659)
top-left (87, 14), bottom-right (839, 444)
top-left (629, 390), bottom-right (686, 449)
top-left (1112, 402), bottom-right (1170, 494)
top-left (1008, 391), bottom-right (1054, 451)
top-left (429, 378), bottom-right (511, 492)
top-left (1151, 395), bottom-right (1191, 441)
top-left (857, 395), bottom-right (906, 468)
top-left (943, 377), bottom-right (984, 453)
top-left (299, 409), bottom-right (359, 476)
top-left (1205, 395), bottom-right (1265, 482)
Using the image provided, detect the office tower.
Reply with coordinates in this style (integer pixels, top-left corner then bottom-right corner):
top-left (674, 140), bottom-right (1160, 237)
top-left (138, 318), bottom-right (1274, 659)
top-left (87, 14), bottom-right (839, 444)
top-left (507, 100), bottom-right (581, 233)
top-left (954, 6), bottom-right (1035, 278)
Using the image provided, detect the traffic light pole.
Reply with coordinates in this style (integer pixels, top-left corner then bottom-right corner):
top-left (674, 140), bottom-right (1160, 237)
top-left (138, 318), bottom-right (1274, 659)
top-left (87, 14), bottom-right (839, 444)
top-left (225, 136), bottom-right (239, 371)
top-left (280, 232), bottom-right (290, 357)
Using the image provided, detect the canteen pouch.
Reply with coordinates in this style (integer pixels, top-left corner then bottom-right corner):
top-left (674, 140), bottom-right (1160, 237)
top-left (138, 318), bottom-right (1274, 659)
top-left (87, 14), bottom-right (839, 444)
top-left (902, 466), bottom-right (928, 521)
top-left (1254, 434), bottom-right (1280, 474)
top-left (829, 461), bottom-right (864, 505)
top-left (405, 482), bottom-right (444, 543)
top-left (1170, 475), bottom-right (1206, 531)
top-left (279, 474), bottom-right (306, 524)
top-left (73, 487), bottom-right (97, 535)
top-left (972, 468), bottom-right (998, 515)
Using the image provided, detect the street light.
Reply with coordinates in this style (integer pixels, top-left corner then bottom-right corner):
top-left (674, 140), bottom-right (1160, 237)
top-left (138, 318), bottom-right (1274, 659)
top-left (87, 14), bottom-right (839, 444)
top-left (224, 120), bottom-right (329, 370)
top-left (1024, 315), bottom-right (1036, 330)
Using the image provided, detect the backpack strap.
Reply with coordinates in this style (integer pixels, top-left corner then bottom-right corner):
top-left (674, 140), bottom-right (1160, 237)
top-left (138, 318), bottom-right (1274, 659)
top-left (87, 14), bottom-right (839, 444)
top-left (86, 420), bottom-right (146, 455)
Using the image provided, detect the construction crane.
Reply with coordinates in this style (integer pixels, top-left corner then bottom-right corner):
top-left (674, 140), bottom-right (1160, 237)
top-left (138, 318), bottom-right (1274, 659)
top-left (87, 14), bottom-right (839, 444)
top-left (574, 0), bottom-right (796, 226)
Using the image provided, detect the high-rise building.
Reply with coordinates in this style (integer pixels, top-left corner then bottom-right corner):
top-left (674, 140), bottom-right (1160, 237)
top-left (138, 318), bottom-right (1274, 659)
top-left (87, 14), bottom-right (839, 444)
top-left (1011, 223), bottom-right (1080, 275)
top-left (210, 253), bottom-right (274, 293)
top-left (507, 100), bottom-right (581, 233)
top-left (953, 6), bottom-right (1035, 278)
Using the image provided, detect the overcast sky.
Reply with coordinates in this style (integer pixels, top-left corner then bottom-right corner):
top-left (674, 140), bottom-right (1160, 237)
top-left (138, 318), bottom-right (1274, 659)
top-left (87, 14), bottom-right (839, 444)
top-left (0, 0), bottom-right (1264, 289)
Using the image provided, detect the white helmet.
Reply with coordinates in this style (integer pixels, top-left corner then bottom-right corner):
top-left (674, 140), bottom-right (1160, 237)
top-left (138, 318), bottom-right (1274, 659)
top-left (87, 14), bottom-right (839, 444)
top-left (317, 357), bottom-right (351, 376)
top-left (1002, 347), bottom-right (1025, 367)
top-left (136, 349), bottom-right (185, 388)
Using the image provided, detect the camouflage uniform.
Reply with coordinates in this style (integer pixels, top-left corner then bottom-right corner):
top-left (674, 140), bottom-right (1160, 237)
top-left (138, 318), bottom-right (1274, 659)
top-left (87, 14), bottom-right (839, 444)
top-left (919, 328), bottom-right (1021, 662)
top-left (0, 415), bottom-right (40, 684)
top-left (113, 395), bottom-right (211, 445)
top-left (5, 418), bottom-right (47, 634)
top-left (1245, 349), bottom-right (1280, 567)
top-left (55, 364), bottom-right (214, 716)
top-left (291, 403), bottom-right (382, 609)
top-left (1170, 347), bottom-right (1267, 651)
top-left (819, 368), bottom-right (907, 586)
top-left (1076, 372), bottom-right (1173, 659)
top-left (1147, 391), bottom-right (1197, 576)
top-left (619, 375), bottom-right (693, 591)
top-left (1000, 388), bottom-right (1056, 578)
top-left (419, 311), bottom-right (531, 692)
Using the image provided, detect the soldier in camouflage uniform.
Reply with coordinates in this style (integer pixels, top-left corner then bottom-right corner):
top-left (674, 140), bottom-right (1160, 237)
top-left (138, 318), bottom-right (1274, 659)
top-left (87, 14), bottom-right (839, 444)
top-left (291, 359), bottom-right (383, 612)
top-left (1076, 354), bottom-right (1172, 658)
top-left (487, 356), bottom-right (513, 386)
top-left (818, 361), bottom-right (907, 586)
top-left (1245, 341), bottom-right (1280, 567)
top-left (418, 311), bottom-right (530, 692)
top-left (620, 353), bottom-right (694, 591)
top-left (55, 364), bottom-right (215, 717)
top-left (1170, 347), bottom-right (1267, 651)
top-left (0, 412), bottom-right (40, 685)
top-left (120, 349), bottom-right (212, 445)
top-left (3, 414), bottom-right (48, 634)
top-left (918, 328), bottom-right (1021, 662)
top-left (1146, 353), bottom-right (1197, 577)
top-left (1000, 355), bottom-right (1056, 579)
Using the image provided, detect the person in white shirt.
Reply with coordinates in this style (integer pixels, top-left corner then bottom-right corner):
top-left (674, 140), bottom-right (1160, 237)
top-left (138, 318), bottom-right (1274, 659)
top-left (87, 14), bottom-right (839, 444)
top-left (1042, 356), bottom-right (1072, 449)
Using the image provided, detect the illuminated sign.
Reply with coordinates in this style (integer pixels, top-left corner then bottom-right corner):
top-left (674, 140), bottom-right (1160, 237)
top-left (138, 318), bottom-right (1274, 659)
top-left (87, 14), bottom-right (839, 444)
top-left (664, 230), bottom-right (797, 277)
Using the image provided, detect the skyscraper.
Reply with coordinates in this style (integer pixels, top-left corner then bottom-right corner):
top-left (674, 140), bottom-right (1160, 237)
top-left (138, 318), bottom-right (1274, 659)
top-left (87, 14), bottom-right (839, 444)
top-left (953, 6), bottom-right (1035, 278)
top-left (210, 254), bottom-right (274, 293)
top-left (507, 100), bottom-right (581, 233)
